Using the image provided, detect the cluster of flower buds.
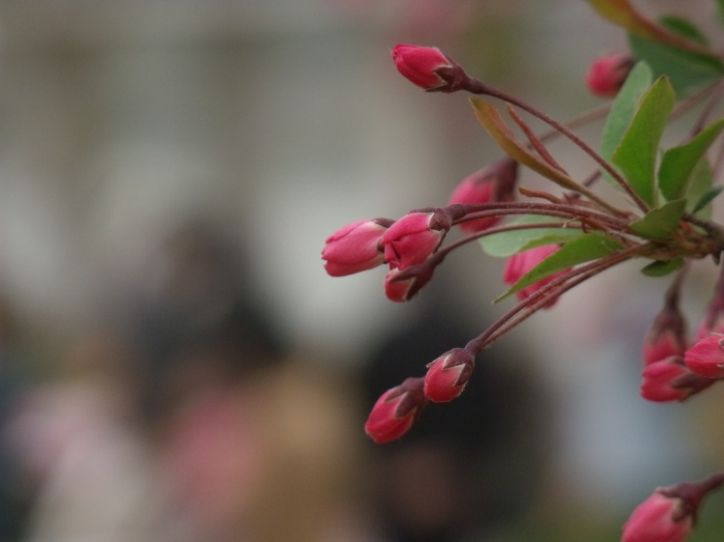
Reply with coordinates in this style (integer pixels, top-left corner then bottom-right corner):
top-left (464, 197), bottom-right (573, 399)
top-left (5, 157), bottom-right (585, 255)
top-left (364, 349), bottom-right (476, 443)
top-left (322, 156), bottom-right (523, 303)
top-left (641, 271), bottom-right (724, 402)
top-left (326, 22), bottom-right (724, 542)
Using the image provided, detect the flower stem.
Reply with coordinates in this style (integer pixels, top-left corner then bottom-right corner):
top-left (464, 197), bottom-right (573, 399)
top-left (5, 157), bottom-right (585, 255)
top-left (464, 245), bottom-right (644, 354)
top-left (438, 222), bottom-right (579, 257)
top-left (449, 201), bottom-right (631, 230)
top-left (463, 77), bottom-right (650, 213)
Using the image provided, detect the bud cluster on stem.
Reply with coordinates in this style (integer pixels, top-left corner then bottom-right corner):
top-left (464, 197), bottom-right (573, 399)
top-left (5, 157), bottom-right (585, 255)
top-left (324, 43), bottom-right (724, 458)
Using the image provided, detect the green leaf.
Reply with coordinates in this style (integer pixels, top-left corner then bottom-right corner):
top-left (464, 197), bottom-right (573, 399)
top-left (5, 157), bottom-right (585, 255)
top-left (470, 98), bottom-right (587, 192)
top-left (629, 34), bottom-right (724, 96)
top-left (479, 215), bottom-right (585, 257)
top-left (496, 233), bottom-right (623, 302)
top-left (692, 186), bottom-right (722, 216)
top-left (612, 76), bottom-right (676, 207)
top-left (601, 61), bottom-right (653, 162)
top-left (588, 0), bottom-right (721, 57)
top-left (586, 0), bottom-right (676, 43)
top-left (629, 199), bottom-right (686, 240)
top-left (640, 258), bottom-right (684, 277)
top-left (659, 119), bottom-right (724, 200)
top-left (688, 160), bottom-right (716, 218)
top-left (659, 15), bottom-right (709, 46)
top-left (470, 99), bottom-right (619, 213)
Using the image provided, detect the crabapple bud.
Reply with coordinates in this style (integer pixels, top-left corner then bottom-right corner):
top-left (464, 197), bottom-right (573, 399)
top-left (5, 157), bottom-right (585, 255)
top-left (383, 264), bottom-right (435, 303)
top-left (391, 44), bottom-right (462, 91)
top-left (641, 356), bottom-right (701, 403)
top-left (364, 377), bottom-right (426, 444)
top-left (449, 158), bottom-right (518, 233)
top-left (586, 53), bottom-right (633, 98)
top-left (382, 211), bottom-right (449, 270)
top-left (423, 348), bottom-right (475, 403)
top-left (322, 218), bottom-right (390, 276)
top-left (684, 334), bottom-right (724, 378)
top-left (622, 491), bottom-right (692, 542)
top-left (502, 244), bottom-right (566, 308)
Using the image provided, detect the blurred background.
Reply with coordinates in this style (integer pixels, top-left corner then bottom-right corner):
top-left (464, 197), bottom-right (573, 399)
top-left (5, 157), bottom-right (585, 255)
top-left (0, 1), bottom-right (722, 541)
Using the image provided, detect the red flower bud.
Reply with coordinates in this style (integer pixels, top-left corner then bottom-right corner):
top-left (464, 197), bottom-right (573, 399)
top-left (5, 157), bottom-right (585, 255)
top-left (684, 334), bottom-right (724, 378)
top-left (391, 44), bottom-right (463, 92)
top-left (502, 245), bottom-right (567, 308)
top-left (643, 299), bottom-right (687, 365)
top-left (322, 218), bottom-right (390, 276)
top-left (622, 491), bottom-right (693, 542)
top-left (586, 53), bottom-right (634, 98)
top-left (423, 348), bottom-right (475, 403)
top-left (382, 211), bottom-right (448, 270)
top-left (640, 356), bottom-right (713, 402)
top-left (364, 377), bottom-right (426, 444)
top-left (449, 158), bottom-right (518, 233)
top-left (383, 264), bottom-right (435, 303)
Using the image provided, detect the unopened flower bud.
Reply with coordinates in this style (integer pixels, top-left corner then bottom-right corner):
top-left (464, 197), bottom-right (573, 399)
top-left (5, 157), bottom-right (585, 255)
top-left (586, 53), bottom-right (634, 98)
top-left (622, 490), bottom-right (693, 542)
top-left (502, 244), bottom-right (567, 308)
top-left (643, 297), bottom-right (688, 365)
top-left (364, 377), bottom-right (426, 444)
top-left (423, 348), bottom-right (475, 403)
top-left (684, 334), bottom-right (724, 378)
top-left (383, 264), bottom-right (435, 303)
top-left (641, 356), bottom-right (713, 402)
top-left (391, 44), bottom-right (465, 92)
top-left (322, 218), bottom-right (391, 276)
top-left (382, 211), bottom-right (449, 270)
top-left (449, 158), bottom-right (518, 233)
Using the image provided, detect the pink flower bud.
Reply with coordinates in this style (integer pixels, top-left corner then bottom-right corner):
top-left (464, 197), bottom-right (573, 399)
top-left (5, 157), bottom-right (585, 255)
top-left (502, 244), bottom-right (567, 308)
top-left (423, 348), bottom-right (475, 403)
top-left (364, 377), bottom-right (426, 444)
top-left (586, 53), bottom-right (634, 98)
top-left (643, 302), bottom-right (687, 366)
top-left (391, 43), bottom-right (462, 92)
top-left (684, 334), bottom-right (724, 378)
top-left (322, 218), bottom-right (390, 276)
top-left (383, 264), bottom-right (435, 303)
top-left (622, 491), bottom-right (693, 542)
top-left (449, 159), bottom-right (518, 233)
top-left (640, 356), bottom-right (713, 402)
top-left (382, 211), bottom-right (449, 270)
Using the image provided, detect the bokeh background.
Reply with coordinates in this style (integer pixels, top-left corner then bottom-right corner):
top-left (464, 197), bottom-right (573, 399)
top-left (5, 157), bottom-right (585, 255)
top-left (0, 1), bottom-right (722, 541)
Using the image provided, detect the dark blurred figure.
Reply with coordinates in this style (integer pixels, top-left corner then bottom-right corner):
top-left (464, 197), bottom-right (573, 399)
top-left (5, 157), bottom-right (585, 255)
top-left (127, 222), bottom-right (286, 424)
top-left (363, 300), bottom-right (548, 542)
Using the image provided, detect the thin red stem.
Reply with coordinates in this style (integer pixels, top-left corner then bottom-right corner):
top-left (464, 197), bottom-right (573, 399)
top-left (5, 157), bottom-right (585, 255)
top-left (449, 201), bottom-right (630, 230)
top-left (438, 222), bottom-right (579, 257)
top-left (464, 245), bottom-right (644, 354)
top-left (463, 77), bottom-right (650, 214)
